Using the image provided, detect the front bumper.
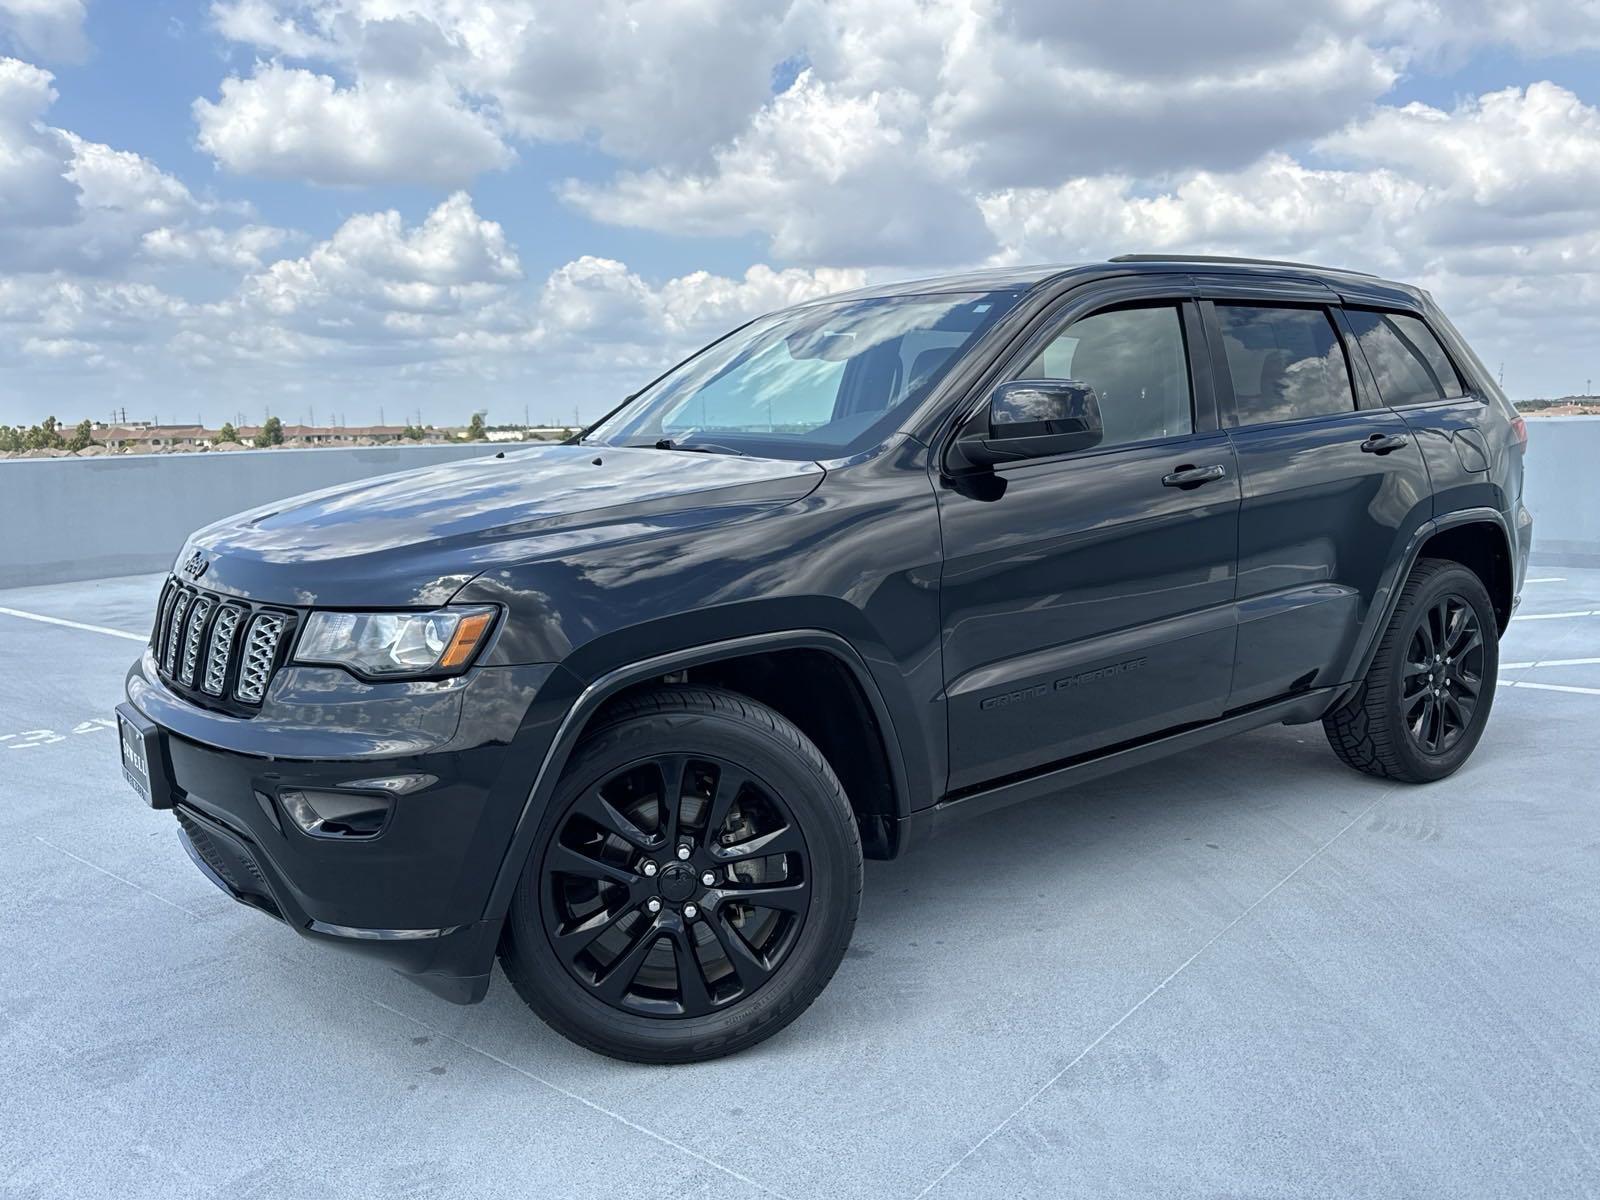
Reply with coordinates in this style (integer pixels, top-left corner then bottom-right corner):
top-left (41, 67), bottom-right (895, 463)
top-left (172, 799), bottom-right (501, 1003)
top-left (122, 650), bottom-right (567, 1003)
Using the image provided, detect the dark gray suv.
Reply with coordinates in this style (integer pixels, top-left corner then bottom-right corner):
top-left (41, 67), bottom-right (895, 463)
top-left (117, 255), bottom-right (1531, 1061)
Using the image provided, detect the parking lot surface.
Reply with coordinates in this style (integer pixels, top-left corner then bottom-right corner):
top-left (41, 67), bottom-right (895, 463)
top-left (3, 568), bottom-right (1598, 1199)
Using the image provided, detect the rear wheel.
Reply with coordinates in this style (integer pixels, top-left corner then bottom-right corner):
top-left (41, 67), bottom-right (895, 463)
top-left (1323, 557), bottom-right (1499, 783)
top-left (500, 686), bottom-right (862, 1063)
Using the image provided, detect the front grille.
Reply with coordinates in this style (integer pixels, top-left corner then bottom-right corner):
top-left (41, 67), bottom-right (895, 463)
top-left (150, 576), bottom-right (298, 714)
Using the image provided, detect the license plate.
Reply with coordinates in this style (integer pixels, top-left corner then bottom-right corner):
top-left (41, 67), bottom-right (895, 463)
top-left (116, 704), bottom-right (170, 809)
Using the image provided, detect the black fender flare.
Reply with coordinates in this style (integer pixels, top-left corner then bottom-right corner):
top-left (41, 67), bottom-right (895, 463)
top-left (1337, 505), bottom-right (1514, 698)
top-left (480, 628), bottom-right (913, 922)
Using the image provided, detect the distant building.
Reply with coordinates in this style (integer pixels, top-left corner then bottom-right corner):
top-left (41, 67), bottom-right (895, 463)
top-left (89, 422), bottom-right (423, 450)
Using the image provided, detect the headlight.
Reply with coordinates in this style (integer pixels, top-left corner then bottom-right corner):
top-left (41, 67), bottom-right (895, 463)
top-left (294, 607), bottom-right (496, 678)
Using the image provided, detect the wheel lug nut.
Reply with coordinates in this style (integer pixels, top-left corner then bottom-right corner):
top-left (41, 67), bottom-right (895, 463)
top-left (683, 904), bottom-right (698, 920)
top-left (641, 861), bottom-right (658, 877)
top-left (646, 898), bottom-right (661, 914)
top-left (676, 845), bottom-right (691, 861)
top-left (701, 871), bottom-right (716, 886)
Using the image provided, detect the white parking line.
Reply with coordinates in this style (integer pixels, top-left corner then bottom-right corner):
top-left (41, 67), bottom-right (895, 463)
top-left (0, 605), bottom-right (146, 642)
top-left (1524, 577), bottom-right (1566, 583)
top-left (1512, 610), bottom-right (1600, 621)
top-left (34, 836), bottom-right (207, 920)
top-left (365, 996), bottom-right (795, 1199)
top-left (1508, 680), bottom-right (1600, 697)
top-left (1501, 657), bottom-right (1600, 670)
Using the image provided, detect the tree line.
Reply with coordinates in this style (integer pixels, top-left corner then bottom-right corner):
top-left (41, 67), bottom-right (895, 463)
top-left (3, 411), bottom-right (513, 453)
top-left (0, 417), bottom-right (95, 452)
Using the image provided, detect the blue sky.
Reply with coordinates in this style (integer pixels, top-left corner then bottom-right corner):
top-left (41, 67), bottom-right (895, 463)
top-left (3, 1), bottom-right (1600, 429)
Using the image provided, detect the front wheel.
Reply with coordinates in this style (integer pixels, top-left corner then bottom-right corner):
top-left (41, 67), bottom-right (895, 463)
top-left (1324, 557), bottom-right (1499, 783)
top-left (500, 686), bottom-right (862, 1063)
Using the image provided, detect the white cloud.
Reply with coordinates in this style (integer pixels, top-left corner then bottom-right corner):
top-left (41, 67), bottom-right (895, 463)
top-left (560, 0), bottom-right (1410, 263)
top-left (1376, 0), bottom-right (1600, 60)
top-left (0, 0), bottom-right (87, 63)
top-left (193, 0), bottom-right (1600, 285)
top-left (194, 62), bottom-right (514, 187)
top-left (0, 56), bottom-right (293, 279)
top-left (182, 194), bottom-right (855, 378)
top-left (1320, 83), bottom-right (1600, 242)
top-left (0, 56), bottom-right (76, 226)
top-left (562, 69), bottom-right (989, 266)
top-left (979, 84), bottom-right (1600, 268)
top-left (140, 224), bottom-right (295, 271)
top-left (208, 0), bottom-right (793, 166)
top-left (533, 255), bottom-right (864, 352)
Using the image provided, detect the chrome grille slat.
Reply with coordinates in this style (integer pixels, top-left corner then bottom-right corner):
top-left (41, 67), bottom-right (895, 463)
top-left (235, 612), bottom-right (287, 704)
top-left (203, 606), bottom-right (243, 696)
top-left (152, 580), bottom-right (176, 650)
top-left (163, 591), bottom-right (193, 675)
top-left (179, 597), bottom-right (213, 686)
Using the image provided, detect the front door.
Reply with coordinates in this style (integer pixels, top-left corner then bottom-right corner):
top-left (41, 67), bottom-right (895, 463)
top-left (938, 288), bottom-right (1241, 793)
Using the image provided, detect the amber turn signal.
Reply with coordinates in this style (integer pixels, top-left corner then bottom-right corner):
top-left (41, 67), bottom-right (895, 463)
top-left (438, 610), bottom-right (495, 670)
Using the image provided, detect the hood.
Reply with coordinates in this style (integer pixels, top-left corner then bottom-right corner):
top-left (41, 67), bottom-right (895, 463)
top-left (181, 445), bottom-right (824, 607)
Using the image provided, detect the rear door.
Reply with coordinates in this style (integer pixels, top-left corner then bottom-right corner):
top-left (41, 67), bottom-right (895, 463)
top-left (1197, 278), bottom-right (1432, 709)
top-left (937, 278), bottom-right (1241, 793)
top-left (1338, 303), bottom-right (1499, 517)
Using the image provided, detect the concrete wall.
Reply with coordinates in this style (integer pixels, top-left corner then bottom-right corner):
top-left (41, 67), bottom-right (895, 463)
top-left (1, 418), bottom-right (1594, 587)
top-left (1523, 417), bottom-right (1600, 567)
top-left (0, 443), bottom-right (508, 588)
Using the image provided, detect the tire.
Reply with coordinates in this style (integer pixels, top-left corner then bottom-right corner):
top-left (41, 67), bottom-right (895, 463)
top-left (500, 685), bottom-right (862, 1063)
top-left (1323, 557), bottom-right (1499, 783)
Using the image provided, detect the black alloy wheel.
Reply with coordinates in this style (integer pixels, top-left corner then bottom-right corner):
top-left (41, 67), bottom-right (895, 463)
top-left (1401, 593), bottom-right (1485, 756)
top-left (501, 686), bottom-right (861, 1063)
top-left (1323, 557), bottom-right (1499, 783)
top-left (541, 752), bottom-right (811, 1019)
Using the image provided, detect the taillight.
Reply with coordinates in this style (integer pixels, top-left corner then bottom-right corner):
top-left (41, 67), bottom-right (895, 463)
top-left (1510, 415), bottom-right (1527, 445)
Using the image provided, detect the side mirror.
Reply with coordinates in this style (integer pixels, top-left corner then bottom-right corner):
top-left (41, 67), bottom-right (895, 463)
top-left (952, 378), bottom-right (1104, 469)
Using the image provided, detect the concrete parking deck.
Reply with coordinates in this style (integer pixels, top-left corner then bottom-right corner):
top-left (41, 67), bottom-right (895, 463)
top-left (3, 570), bottom-right (1598, 1199)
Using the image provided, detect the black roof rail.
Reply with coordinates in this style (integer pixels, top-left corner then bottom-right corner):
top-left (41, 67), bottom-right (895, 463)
top-left (1109, 253), bottom-right (1376, 277)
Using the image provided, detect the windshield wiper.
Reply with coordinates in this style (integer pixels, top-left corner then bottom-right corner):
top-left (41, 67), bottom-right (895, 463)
top-left (649, 438), bottom-right (745, 456)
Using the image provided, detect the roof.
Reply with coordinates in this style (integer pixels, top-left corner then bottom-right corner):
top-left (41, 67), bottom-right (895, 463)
top-left (806, 255), bottom-right (1410, 306)
top-left (810, 264), bottom-right (1079, 304)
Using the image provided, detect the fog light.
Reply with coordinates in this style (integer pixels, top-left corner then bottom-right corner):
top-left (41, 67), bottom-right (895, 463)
top-left (279, 789), bottom-right (391, 838)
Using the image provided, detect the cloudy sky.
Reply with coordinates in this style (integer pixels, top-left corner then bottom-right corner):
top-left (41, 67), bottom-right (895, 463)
top-left (2, 0), bottom-right (1599, 429)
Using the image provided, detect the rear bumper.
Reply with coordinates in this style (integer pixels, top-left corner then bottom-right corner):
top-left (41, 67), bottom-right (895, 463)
top-left (123, 651), bottom-right (568, 1003)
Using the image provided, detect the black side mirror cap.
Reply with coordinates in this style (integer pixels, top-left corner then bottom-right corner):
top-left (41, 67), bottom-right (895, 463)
top-left (950, 378), bottom-right (1105, 469)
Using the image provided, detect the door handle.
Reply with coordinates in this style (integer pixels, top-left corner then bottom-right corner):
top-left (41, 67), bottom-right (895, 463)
top-left (1361, 433), bottom-right (1409, 455)
top-left (1161, 463), bottom-right (1227, 489)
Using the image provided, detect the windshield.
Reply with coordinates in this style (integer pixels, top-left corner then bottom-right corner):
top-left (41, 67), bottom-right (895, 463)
top-left (583, 289), bottom-right (1024, 460)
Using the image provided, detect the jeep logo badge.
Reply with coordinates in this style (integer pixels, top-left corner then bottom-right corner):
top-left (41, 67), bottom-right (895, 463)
top-left (181, 550), bottom-right (209, 580)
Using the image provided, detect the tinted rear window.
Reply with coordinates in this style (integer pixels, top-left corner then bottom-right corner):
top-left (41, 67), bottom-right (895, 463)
top-left (1345, 310), bottom-right (1465, 406)
top-left (1215, 305), bottom-right (1355, 425)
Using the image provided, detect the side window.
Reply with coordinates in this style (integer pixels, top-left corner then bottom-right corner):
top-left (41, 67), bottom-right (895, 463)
top-left (1020, 304), bottom-right (1192, 447)
top-left (1215, 305), bottom-right (1354, 425)
top-left (1344, 310), bottom-right (1465, 406)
